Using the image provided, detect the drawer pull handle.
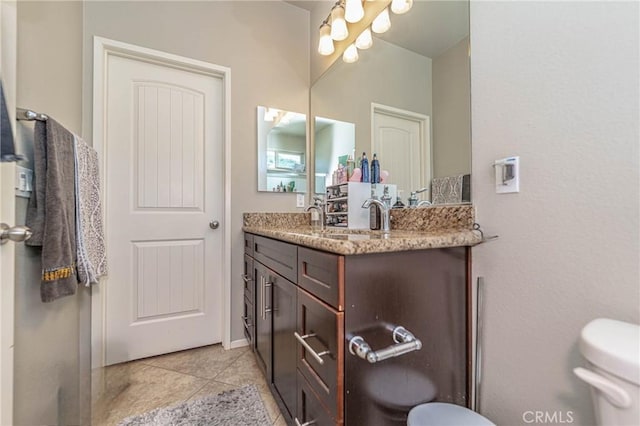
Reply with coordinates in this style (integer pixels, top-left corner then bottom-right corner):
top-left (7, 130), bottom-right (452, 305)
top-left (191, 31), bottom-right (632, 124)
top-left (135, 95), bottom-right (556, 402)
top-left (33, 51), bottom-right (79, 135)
top-left (294, 418), bottom-right (317, 426)
top-left (348, 326), bottom-right (422, 363)
top-left (241, 274), bottom-right (252, 283)
top-left (294, 332), bottom-right (331, 365)
top-left (241, 315), bottom-right (252, 329)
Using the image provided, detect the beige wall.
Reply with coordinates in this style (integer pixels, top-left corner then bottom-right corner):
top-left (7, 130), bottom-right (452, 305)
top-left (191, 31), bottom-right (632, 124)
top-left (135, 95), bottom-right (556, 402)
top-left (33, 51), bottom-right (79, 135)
top-left (14, 2), bottom-right (89, 425)
top-left (470, 2), bottom-right (639, 425)
top-left (432, 36), bottom-right (471, 178)
top-left (82, 1), bottom-right (310, 344)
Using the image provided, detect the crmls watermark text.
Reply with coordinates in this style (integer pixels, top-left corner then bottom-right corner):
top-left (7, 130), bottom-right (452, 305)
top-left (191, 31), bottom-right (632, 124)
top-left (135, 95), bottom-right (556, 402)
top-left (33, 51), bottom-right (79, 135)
top-left (522, 411), bottom-right (575, 424)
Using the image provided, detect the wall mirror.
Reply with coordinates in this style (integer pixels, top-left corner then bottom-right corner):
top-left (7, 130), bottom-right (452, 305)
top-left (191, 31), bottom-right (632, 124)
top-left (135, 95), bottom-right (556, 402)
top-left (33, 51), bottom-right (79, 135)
top-left (257, 105), bottom-right (307, 192)
top-left (314, 116), bottom-right (355, 194)
top-left (310, 0), bottom-right (471, 204)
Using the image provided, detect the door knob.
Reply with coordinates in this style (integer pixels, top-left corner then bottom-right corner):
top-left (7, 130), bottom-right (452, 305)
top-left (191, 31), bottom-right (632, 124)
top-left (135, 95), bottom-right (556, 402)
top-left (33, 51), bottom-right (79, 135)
top-left (209, 220), bottom-right (220, 230)
top-left (0, 223), bottom-right (33, 245)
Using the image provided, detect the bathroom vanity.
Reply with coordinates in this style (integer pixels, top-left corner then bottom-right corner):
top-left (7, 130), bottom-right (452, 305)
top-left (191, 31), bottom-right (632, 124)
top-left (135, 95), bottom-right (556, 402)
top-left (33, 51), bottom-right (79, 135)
top-left (242, 208), bottom-right (480, 426)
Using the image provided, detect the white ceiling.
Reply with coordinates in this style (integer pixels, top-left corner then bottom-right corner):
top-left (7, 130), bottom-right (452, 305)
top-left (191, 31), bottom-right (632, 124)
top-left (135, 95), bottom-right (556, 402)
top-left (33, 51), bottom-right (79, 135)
top-left (287, 0), bottom-right (469, 59)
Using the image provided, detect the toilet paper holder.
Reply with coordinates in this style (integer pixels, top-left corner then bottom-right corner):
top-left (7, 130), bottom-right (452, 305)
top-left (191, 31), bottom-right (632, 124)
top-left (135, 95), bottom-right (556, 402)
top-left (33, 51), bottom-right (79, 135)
top-left (348, 325), bottom-right (422, 363)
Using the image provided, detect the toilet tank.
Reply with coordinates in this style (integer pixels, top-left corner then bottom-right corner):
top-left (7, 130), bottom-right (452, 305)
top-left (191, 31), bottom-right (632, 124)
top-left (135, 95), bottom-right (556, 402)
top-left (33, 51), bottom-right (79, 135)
top-left (575, 318), bottom-right (640, 426)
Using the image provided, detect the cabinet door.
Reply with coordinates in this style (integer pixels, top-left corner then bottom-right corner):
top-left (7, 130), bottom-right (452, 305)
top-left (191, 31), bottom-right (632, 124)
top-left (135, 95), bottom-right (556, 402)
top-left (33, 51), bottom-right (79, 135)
top-left (297, 288), bottom-right (344, 422)
top-left (254, 262), bottom-right (272, 381)
top-left (243, 254), bottom-right (254, 302)
top-left (272, 272), bottom-right (297, 421)
top-left (242, 296), bottom-right (254, 347)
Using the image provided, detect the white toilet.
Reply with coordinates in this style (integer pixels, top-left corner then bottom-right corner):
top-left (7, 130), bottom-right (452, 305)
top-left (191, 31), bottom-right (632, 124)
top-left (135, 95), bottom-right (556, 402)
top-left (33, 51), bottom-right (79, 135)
top-left (574, 318), bottom-right (640, 426)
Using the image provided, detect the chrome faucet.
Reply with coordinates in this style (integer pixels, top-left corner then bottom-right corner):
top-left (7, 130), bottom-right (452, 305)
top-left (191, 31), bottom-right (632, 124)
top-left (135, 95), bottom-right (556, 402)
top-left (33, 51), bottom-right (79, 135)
top-left (362, 198), bottom-right (391, 233)
top-left (408, 187), bottom-right (429, 208)
top-left (305, 196), bottom-right (325, 229)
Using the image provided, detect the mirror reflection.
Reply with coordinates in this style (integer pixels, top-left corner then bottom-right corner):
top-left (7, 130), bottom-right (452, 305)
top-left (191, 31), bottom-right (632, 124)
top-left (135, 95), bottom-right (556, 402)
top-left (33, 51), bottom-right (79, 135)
top-left (311, 0), bottom-right (471, 205)
top-left (314, 116), bottom-right (355, 194)
top-left (257, 106), bottom-right (307, 192)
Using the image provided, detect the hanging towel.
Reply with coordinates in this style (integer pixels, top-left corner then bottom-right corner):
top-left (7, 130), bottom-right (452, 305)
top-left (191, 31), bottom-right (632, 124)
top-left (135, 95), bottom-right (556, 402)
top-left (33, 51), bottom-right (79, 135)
top-left (25, 118), bottom-right (77, 302)
top-left (74, 134), bottom-right (107, 285)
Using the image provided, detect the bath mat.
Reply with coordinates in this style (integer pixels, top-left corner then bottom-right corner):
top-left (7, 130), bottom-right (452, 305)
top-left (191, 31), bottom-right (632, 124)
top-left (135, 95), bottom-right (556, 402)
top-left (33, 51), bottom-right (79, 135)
top-left (117, 384), bottom-right (270, 426)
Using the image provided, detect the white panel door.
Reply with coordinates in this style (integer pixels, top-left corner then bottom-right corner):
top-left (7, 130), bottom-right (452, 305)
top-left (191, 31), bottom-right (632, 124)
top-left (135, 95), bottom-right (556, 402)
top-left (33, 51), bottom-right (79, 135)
top-left (104, 53), bottom-right (223, 365)
top-left (372, 108), bottom-right (430, 199)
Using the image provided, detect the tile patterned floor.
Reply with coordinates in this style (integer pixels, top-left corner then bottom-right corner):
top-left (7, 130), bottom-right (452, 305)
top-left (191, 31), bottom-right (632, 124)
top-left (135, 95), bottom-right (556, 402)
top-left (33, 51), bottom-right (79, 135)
top-left (92, 344), bottom-right (285, 425)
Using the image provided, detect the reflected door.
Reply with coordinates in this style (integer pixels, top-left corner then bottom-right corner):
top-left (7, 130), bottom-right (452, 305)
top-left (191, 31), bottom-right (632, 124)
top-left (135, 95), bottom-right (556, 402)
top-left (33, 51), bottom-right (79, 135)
top-left (103, 48), bottom-right (224, 365)
top-left (372, 106), bottom-right (430, 199)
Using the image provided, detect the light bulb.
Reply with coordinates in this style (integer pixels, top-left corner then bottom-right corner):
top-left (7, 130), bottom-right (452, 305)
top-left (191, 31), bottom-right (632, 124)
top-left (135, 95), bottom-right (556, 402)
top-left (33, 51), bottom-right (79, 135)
top-left (330, 3), bottom-right (348, 41)
top-left (372, 7), bottom-right (391, 34)
top-left (344, 0), bottom-right (364, 23)
top-left (391, 0), bottom-right (413, 15)
top-left (343, 43), bottom-right (359, 63)
top-left (318, 22), bottom-right (335, 55)
top-left (355, 27), bottom-right (373, 50)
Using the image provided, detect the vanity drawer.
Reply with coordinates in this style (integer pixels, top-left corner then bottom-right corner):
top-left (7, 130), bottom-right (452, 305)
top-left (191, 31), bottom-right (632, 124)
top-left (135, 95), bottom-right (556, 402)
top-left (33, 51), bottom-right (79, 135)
top-left (253, 235), bottom-right (298, 283)
top-left (298, 247), bottom-right (344, 311)
top-left (297, 288), bottom-right (344, 422)
top-left (244, 233), bottom-right (254, 256)
top-left (297, 370), bottom-right (341, 426)
top-left (242, 254), bottom-right (254, 301)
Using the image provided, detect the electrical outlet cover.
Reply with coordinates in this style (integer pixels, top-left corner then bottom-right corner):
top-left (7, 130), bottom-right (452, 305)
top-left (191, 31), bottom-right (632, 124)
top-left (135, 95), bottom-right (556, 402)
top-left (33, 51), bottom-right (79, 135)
top-left (495, 156), bottom-right (520, 194)
top-left (296, 193), bottom-right (305, 207)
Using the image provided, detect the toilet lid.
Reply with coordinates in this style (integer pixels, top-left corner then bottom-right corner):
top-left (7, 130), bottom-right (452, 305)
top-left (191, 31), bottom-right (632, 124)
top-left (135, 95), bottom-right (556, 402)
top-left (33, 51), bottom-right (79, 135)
top-left (364, 364), bottom-right (437, 410)
top-left (408, 403), bottom-right (495, 426)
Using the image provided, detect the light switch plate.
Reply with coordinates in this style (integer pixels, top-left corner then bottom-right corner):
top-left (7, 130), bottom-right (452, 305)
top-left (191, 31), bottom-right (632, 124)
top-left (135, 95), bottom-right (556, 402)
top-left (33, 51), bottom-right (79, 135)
top-left (296, 193), bottom-right (305, 208)
top-left (495, 156), bottom-right (520, 194)
top-left (15, 165), bottom-right (33, 198)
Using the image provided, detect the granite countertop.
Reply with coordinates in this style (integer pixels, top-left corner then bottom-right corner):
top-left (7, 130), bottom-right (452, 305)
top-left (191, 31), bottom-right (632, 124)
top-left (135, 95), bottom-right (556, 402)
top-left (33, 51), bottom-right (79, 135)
top-left (243, 205), bottom-right (482, 255)
top-left (242, 225), bottom-right (481, 255)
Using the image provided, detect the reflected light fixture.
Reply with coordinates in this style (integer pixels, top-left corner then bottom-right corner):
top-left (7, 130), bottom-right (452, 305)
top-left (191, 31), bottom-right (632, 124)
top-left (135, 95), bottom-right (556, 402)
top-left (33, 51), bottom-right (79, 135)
top-left (391, 0), bottom-right (413, 15)
top-left (343, 43), bottom-right (359, 63)
top-left (372, 7), bottom-right (391, 34)
top-left (355, 27), bottom-right (373, 50)
top-left (344, 0), bottom-right (365, 23)
top-left (330, 2), bottom-right (348, 41)
top-left (318, 20), bottom-right (335, 55)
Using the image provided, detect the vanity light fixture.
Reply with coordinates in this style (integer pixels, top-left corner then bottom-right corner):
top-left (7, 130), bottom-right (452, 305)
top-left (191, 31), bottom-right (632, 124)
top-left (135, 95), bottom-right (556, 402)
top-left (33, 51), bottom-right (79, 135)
top-left (371, 7), bottom-right (391, 34)
top-left (390, 0), bottom-right (413, 15)
top-left (343, 43), bottom-right (359, 63)
top-left (318, 20), bottom-right (335, 55)
top-left (355, 27), bottom-right (373, 50)
top-left (344, 0), bottom-right (365, 23)
top-left (317, 0), bottom-right (412, 64)
top-left (330, 2), bottom-right (349, 41)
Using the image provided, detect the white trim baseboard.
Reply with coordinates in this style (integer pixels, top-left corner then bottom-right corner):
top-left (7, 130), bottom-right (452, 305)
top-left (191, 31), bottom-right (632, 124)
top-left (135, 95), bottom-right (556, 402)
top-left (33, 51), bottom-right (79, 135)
top-left (228, 338), bottom-right (249, 350)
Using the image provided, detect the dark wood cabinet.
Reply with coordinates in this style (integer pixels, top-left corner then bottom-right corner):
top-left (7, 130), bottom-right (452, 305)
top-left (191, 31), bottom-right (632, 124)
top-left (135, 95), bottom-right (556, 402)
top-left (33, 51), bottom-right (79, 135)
top-left (254, 262), bottom-right (272, 381)
top-left (243, 232), bottom-right (470, 426)
top-left (272, 272), bottom-right (298, 420)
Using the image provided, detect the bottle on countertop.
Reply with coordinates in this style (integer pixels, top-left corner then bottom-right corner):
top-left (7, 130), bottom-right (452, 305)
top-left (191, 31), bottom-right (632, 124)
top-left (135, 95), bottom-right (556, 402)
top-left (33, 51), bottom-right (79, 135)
top-left (346, 155), bottom-right (355, 180)
top-left (371, 153), bottom-right (380, 184)
top-left (360, 152), bottom-right (370, 183)
top-left (369, 189), bottom-right (381, 230)
top-left (393, 190), bottom-right (406, 208)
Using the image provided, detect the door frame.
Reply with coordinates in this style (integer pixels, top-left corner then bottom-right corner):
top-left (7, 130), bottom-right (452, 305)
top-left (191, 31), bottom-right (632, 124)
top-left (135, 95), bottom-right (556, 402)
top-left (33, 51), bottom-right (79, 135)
top-left (91, 36), bottom-right (232, 368)
top-left (370, 102), bottom-right (431, 192)
top-left (0, 1), bottom-right (17, 423)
